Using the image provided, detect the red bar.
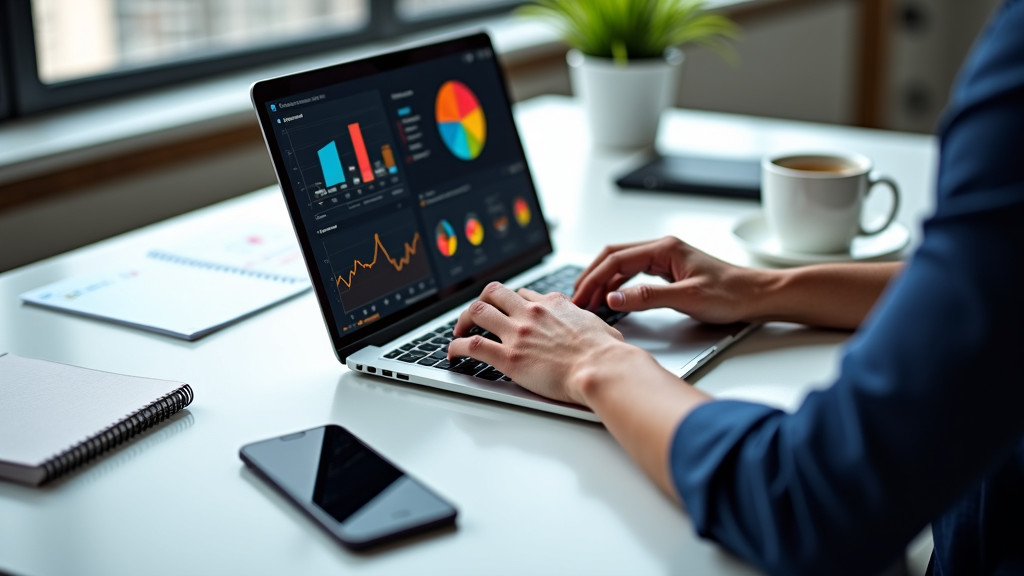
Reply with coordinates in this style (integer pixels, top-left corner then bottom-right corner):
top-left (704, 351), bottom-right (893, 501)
top-left (348, 123), bottom-right (374, 183)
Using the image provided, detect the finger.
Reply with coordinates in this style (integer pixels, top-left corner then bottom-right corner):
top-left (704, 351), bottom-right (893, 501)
top-left (447, 333), bottom-right (504, 365)
top-left (453, 282), bottom-right (525, 337)
top-left (573, 240), bottom-right (649, 294)
top-left (516, 287), bottom-right (544, 301)
top-left (453, 299), bottom-right (512, 338)
top-left (478, 281), bottom-right (529, 315)
top-left (583, 272), bottom-right (629, 311)
top-left (606, 283), bottom-right (682, 312)
top-left (517, 287), bottom-right (571, 303)
top-left (573, 242), bottom-right (662, 308)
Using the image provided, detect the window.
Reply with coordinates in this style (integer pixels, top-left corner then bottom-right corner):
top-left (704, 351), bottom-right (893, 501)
top-left (0, 0), bottom-right (522, 120)
top-left (397, 0), bottom-right (518, 21)
top-left (0, 25), bottom-right (9, 120)
top-left (32, 0), bottom-right (369, 85)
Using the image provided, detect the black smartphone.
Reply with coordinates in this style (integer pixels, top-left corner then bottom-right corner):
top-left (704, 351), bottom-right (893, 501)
top-left (239, 425), bottom-right (457, 550)
top-left (615, 153), bottom-right (761, 200)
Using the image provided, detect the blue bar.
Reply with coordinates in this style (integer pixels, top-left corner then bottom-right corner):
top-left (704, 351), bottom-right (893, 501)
top-left (317, 141), bottom-right (345, 187)
top-left (397, 106), bottom-right (412, 117)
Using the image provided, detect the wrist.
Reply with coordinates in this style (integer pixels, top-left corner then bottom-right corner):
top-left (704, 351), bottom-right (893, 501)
top-left (737, 267), bottom-right (790, 323)
top-left (569, 343), bottom-right (652, 408)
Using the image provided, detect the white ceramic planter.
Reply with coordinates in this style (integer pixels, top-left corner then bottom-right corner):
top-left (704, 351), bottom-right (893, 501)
top-left (567, 48), bottom-right (684, 149)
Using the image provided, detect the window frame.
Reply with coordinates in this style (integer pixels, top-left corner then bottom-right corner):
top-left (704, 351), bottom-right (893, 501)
top-left (3, 0), bottom-right (521, 118)
top-left (0, 2), bottom-right (12, 120)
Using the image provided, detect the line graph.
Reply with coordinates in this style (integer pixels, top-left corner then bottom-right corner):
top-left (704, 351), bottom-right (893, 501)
top-left (335, 232), bottom-right (421, 289)
top-left (325, 212), bottom-right (432, 312)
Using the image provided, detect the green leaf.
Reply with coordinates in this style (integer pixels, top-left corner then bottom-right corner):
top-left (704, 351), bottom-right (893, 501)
top-left (517, 0), bottom-right (739, 63)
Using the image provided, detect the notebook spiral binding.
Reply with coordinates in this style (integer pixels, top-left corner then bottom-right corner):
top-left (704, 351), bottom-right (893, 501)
top-left (41, 384), bottom-right (195, 483)
top-left (146, 250), bottom-right (302, 284)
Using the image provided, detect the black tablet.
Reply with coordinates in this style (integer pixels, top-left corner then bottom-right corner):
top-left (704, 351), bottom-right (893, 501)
top-left (615, 154), bottom-right (761, 200)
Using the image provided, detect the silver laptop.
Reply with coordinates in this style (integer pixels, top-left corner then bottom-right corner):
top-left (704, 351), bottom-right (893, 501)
top-left (251, 32), bottom-right (755, 422)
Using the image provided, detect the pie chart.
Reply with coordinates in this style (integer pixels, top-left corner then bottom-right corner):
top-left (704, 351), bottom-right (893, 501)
top-left (436, 80), bottom-right (486, 161)
top-left (435, 220), bottom-right (458, 257)
top-left (514, 197), bottom-right (531, 227)
top-left (465, 214), bottom-right (485, 246)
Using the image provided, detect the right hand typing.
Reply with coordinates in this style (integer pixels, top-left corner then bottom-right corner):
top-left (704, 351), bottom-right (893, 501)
top-left (571, 236), bottom-right (764, 325)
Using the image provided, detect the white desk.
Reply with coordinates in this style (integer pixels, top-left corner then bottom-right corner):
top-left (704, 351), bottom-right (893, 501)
top-left (0, 95), bottom-right (937, 576)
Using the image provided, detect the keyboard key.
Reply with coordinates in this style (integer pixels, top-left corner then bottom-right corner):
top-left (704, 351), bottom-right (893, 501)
top-left (384, 349), bottom-right (403, 359)
top-left (397, 351), bottom-right (426, 363)
top-left (446, 357), bottom-right (474, 373)
top-left (417, 357), bottom-right (440, 366)
top-left (466, 325), bottom-right (501, 343)
top-left (476, 367), bottom-right (505, 381)
top-left (450, 358), bottom-right (489, 376)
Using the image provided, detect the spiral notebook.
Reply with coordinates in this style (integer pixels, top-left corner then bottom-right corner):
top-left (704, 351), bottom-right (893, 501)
top-left (0, 353), bottom-right (194, 487)
top-left (19, 221), bottom-right (311, 340)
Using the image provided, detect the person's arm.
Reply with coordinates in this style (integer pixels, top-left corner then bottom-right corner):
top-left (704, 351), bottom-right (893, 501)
top-left (569, 342), bottom-right (710, 500)
top-left (570, 236), bottom-right (900, 331)
top-left (674, 3), bottom-right (1024, 574)
top-left (748, 262), bottom-right (900, 328)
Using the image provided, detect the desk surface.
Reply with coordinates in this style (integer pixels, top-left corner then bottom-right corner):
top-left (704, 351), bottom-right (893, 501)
top-left (0, 96), bottom-right (937, 576)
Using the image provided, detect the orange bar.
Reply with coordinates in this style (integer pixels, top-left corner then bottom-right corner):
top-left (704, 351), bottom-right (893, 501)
top-left (381, 144), bottom-right (396, 170)
top-left (348, 123), bottom-right (374, 183)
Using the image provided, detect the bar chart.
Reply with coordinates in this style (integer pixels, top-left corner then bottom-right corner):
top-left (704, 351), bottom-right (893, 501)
top-left (347, 123), bottom-right (374, 184)
top-left (317, 141), bottom-right (345, 187)
top-left (278, 89), bottom-right (406, 209)
top-left (315, 131), bottom-right (402, 191)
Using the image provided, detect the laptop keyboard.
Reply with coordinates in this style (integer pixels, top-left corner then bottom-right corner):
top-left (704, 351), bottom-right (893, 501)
top-left (381, 265), bottom-right (627, 381)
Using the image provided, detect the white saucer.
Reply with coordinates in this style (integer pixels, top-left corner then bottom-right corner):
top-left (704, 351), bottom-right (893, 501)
top-left (732, 214), bottom-right (911, 266)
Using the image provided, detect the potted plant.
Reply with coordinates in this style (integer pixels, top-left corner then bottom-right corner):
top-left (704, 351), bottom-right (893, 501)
top-left (521, 0), bottom-right (738, 148)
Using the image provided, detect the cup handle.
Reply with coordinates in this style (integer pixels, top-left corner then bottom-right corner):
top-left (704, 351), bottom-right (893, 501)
top-left (859, 175), bottom-right (900, 236)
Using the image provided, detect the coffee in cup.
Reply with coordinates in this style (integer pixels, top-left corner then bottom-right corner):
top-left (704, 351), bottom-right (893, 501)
top-left (761, 152), bottom-right (900, 254)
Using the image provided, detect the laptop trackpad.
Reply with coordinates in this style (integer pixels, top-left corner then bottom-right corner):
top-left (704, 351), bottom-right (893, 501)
top-left (614, 308), bottom-right (747, 377)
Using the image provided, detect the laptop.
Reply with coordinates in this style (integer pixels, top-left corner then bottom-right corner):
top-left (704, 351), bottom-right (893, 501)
top-left (251, 32), bottom-right (755, 422)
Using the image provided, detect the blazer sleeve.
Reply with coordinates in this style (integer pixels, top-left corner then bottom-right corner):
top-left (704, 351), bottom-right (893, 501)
top-left (669, 2), bottom-right (1024, 574)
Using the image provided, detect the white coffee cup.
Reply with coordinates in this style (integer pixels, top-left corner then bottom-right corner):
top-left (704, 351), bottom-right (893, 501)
top-left (761, 152), bottom-right (900, 254)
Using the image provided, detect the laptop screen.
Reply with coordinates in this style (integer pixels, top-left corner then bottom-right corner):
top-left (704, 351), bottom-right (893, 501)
top-left (252, 33), bottom-right (553, 359)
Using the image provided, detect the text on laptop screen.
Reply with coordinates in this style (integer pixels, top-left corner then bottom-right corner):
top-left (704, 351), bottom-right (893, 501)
top-left (259, 36), bottom-right (550, 346)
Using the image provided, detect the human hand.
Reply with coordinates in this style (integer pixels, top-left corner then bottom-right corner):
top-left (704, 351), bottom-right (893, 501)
top-left (447, 282), bottom-right (633, 405)
top-left (572, 236), bottom-right (762, 325)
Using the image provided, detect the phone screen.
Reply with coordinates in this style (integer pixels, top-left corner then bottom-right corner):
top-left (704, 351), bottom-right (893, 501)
top-left (240, 425), bottom-right (456, 549)
top-left (615, 154), bottom-right (761, 200)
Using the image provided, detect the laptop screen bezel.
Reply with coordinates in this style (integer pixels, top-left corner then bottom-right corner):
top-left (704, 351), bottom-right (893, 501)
top-left (251, 32), bottom-right (555, 362)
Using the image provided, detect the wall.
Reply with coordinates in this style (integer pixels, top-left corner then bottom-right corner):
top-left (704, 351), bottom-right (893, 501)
top-left (680, 0), bottom-right (857, 124)
top-left (885, 0), bottom-right (1001, 132)
top-left (498, 0), bottom-right (860, 125)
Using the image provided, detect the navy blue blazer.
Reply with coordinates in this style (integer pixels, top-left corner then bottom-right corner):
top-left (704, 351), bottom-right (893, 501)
top-left (670, 1), bottom-right (1024, 574)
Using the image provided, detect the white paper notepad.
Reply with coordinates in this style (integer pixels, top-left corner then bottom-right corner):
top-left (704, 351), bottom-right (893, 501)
top-left (20, 221), bottom-right (310, 340)
top-left (0, 353), bottom-right (194, 486)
